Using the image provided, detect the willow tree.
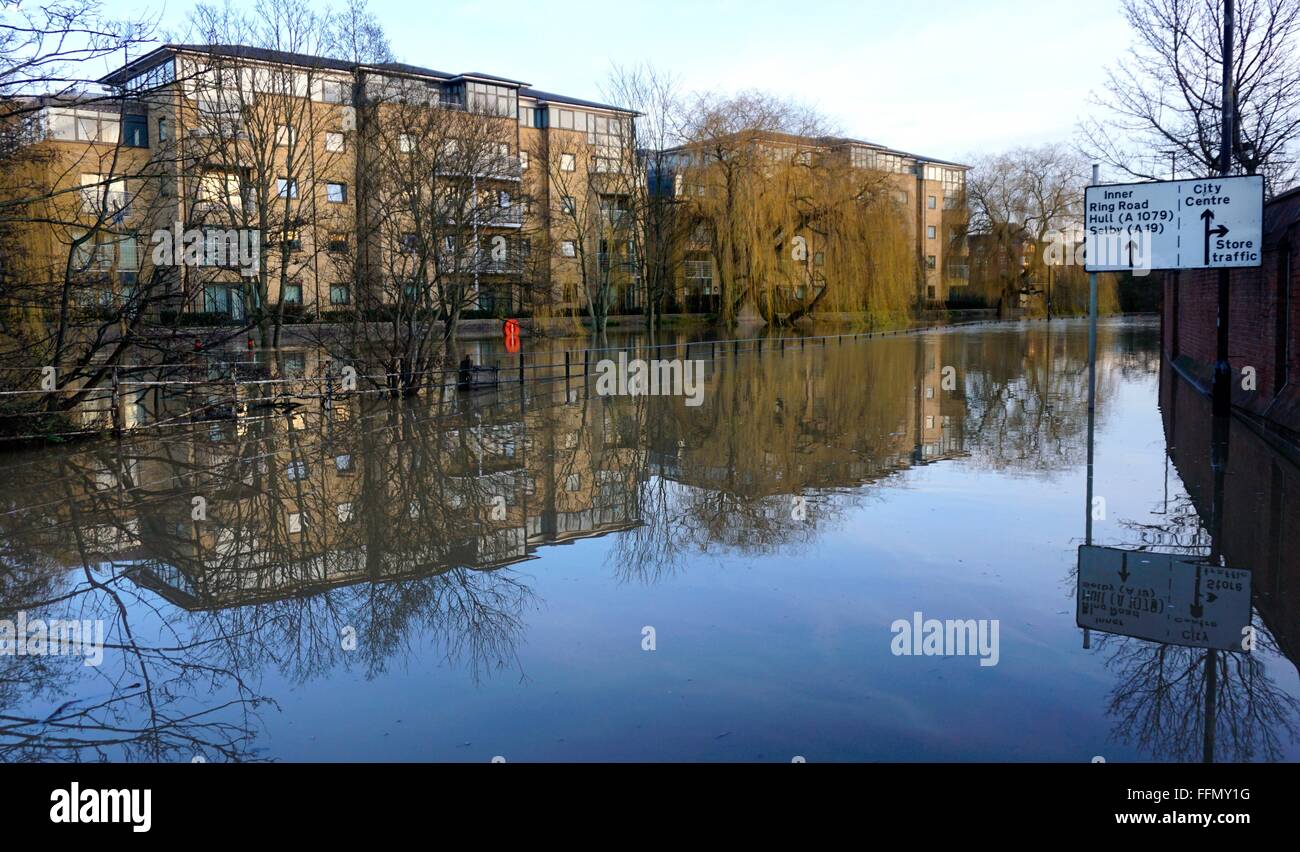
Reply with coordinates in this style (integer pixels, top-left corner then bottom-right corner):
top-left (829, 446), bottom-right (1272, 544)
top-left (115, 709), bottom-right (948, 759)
top-left (677, 93), bottom-right (914, 327)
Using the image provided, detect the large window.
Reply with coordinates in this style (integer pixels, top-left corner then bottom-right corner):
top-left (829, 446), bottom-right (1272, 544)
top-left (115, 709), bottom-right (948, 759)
top-left (124, 60), bottom-right (174, 93)
top-left (586, 112), bottom-right (629, 160)
top-left (321, 79), bottom-right (351, 104)
top-left (199, 171), bottom-right (241, 209)
top-left (852, 147), bottom-right (911, 174)
top-left (80, 174), bottom-right (128, 214)
top-left (466, 81), bottom-right (516, 117)
top-left (49, 108), bottom-right (119, 143)
top-left (685, 254), bottom-right (713, 295)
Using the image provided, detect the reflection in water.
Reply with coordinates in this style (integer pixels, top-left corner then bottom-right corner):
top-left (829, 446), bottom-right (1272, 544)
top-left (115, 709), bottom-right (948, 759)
top-left (1074, 358), bottom-right (1300, 763)
top-left (2, 320), bottom-right (1298, 761)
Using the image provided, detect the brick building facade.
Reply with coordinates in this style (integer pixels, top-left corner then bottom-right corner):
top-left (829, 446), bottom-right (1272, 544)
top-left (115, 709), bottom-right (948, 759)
top-left (1162, 185), bottom-right (1300, 436)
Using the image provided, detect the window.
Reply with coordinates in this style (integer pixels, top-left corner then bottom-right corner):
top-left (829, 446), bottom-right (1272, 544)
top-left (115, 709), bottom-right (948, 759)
top-left (330, 283), bottom-right (350, 304)
top-left (561, 195), bottom-right (575, 214)
top-left (276, 124), bottom-right (296, 147)
top-left (283, 281), bottom-right (302, 303)
top-left (80, 174), bottom-right (127, 214)
top-left (927, 226), bottom-right (937, 239)
top-left (565, 473), bottom-right (581, 492)
top-left (398, 133), bottom-right (414, 153)
top-left (400, 232), bottom-right (417, 253)
top-left (560, 241), bottom-right (576, 257)
top-left (337, 502), bottom-right (353, 522)
top-left (926, 255), bottom-right (937, 270)
top-left (157, 117), bottom-right (168, 142)
top-left (519, 150), bottom-right (529, 170)
top-left (498, 191), bottom-right (511, 208)
top-left (325, 131), bottom-right (344, 152)
top-left (123, 114), bottom-right (148, 147)
top-left (465, 81), bottom-right (516, 117)
top-left (555, 109), bottom-right (578, 130)
top-left (321, 79), bottom-right (350, 104)
top-left (48, 108), bottom-right (119, 143)
top-left (328, 233), bottom-right (348, 253)
top-left (560, 153), bottom-right (576, 172)
top-left (283, 229), bottom-right (302, 251)
top-left (326, 182), bottom-right (347, 203)
top-left (685, 254), bottom-right (712, 294)
top-left (927, 285), bottom-right (937, 300)
top-left (288, 512), bottom-right (304, 533)
top-left (200, 171), bottom-right (241, 209)
top-left (276, 177), bottom-right (298, 198)
top-left (928, 195), bottom-right (937, 209)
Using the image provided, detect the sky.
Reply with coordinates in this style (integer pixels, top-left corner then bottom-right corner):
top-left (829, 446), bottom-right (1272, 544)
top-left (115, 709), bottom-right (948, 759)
top-left (93, 0), bottom-right (1136, 163)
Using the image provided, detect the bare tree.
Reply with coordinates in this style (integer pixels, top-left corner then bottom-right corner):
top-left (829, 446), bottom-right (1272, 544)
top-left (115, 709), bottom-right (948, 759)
top-left (966, 144), bottom-right (1105, 316)
top-left (181, 0), bottom-right (347, 348)
top-left (347, 72), bottom-right (521, 395)
top-left (1081, 0), bottom-right (1300, 189)
top-left (602, 63), bottom-right (685, 333)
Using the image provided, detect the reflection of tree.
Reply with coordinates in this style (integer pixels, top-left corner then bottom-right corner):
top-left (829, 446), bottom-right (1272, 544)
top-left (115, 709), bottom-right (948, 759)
top-left (1097, 632), bottom-right (1300, 762)
top-left (1, 547), bottom-right (267, 763)
top-left (961, 323), bottom-right (1133, 473)
top-left (0, 322), bottom-right (1136, 759)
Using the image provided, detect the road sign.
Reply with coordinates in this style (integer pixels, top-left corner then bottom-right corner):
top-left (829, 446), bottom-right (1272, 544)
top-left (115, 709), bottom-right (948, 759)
top-left (1084, 175), bottom-right (1264, 272)
top-left (1076, 545), bottom-right (1252, 651)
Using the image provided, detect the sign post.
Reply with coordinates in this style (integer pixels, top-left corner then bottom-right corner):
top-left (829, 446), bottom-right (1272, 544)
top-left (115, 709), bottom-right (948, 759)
top-left (1083, 174), bottom-right (1264, 274)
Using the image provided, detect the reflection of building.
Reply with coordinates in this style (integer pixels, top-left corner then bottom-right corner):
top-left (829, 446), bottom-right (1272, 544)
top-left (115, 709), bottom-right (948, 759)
top-left (1161, 360), bottom-right (1300, 676)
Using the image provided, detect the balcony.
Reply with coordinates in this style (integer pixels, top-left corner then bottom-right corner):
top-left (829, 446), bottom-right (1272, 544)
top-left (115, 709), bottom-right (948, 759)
top-left (479, 204), bottom-right (525, 227)
top-left (474, 257), bottom-right (526, 275)
top-left (434, 158), bottom-right (522, 182)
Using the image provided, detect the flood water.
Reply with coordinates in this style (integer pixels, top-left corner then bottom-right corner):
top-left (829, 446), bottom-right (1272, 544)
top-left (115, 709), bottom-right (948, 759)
top-left (2, 317), bottom-right (1299, 762)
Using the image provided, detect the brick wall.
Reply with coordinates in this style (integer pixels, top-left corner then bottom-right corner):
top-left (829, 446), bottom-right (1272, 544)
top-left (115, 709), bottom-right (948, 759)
top-left (1163, 186), bottom-right (1300, 432)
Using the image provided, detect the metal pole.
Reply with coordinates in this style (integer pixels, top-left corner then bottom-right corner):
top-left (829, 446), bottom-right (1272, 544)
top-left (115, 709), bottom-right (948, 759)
top-left (1083, 162), bottom-right (1100, 652)
top-left (1213, 0), bottom-right (1235, 417)
top-left (1086, 163), bottom-right (1100, 547)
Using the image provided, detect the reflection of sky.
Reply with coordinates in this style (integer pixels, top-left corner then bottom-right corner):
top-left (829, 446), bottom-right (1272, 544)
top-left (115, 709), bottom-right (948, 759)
top-left (244, 332), bottom-right (1300, 762)
top-left (9, 321), bottom-right (1300, 762)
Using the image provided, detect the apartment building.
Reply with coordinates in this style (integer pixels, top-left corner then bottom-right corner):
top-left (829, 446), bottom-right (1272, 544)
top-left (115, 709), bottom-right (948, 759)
top-left (660, 132), bottom-right (969, 311)
top-left (3, 44), bottom-right (639, 324)
top-left (6, 44), bottom-right (967, 327)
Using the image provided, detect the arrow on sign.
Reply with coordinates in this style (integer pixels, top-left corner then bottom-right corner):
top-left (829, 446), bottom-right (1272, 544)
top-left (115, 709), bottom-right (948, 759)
top-left (1201, 209), bottom-right (1230, 265)
top-left (1119, 553), bottom-right (1131, 583)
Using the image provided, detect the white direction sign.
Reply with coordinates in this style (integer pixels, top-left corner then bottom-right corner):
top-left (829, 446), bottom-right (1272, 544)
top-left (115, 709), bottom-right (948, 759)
top-left (1084, 175), bottom-right (1264, 272)
top-left (1076, 545), bottom-right (1252, 651)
